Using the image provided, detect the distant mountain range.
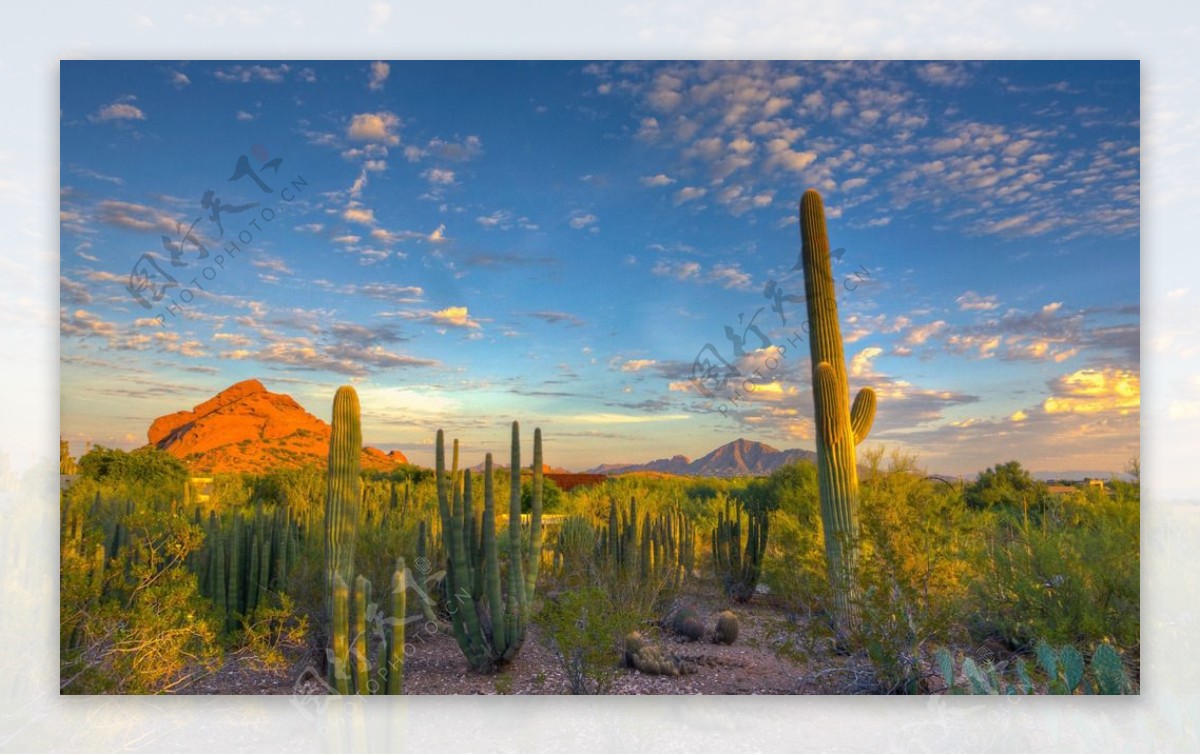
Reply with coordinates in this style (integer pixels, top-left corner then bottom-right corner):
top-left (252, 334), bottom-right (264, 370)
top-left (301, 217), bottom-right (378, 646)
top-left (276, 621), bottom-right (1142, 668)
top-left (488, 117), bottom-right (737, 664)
top-left (586, 438), bottom-right (818, 478)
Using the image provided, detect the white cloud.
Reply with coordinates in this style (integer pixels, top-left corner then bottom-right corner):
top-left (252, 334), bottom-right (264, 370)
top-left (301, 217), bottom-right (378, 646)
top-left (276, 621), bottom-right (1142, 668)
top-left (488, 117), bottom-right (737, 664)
top-left (347, 112), bottom-right (400, 145)
top-left (90, 101), bottom-right (145, 123)
top-left (621, 359), bottom-right (658, 372)
top-left (368, 61), bottom-right (390, 91)
top-left (569, 212), bottom-right (598, 230)
top-left (640, 174), bottom-right (676, 187)
top-left (674, 186), bottom-right (707, 204)
top-left (850, 346), bottom-right (883, 377)
top-left (342, 206), bottom-right (376, 225)
top-left (427, 306), bottom-right (480, 329)
top-left (956, 291), bottom-right (999, 311)
top-left (421, 168), bottom-right (455, 185)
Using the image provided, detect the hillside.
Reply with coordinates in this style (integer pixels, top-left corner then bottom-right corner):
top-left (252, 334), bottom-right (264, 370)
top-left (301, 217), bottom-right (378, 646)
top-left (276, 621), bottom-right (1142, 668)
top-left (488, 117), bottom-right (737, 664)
top-left (147, 379), bottom-right (408, 474)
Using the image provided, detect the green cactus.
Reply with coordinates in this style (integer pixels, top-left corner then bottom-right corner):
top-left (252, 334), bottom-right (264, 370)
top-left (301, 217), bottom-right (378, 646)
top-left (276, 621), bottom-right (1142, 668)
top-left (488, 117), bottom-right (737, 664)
top-left (714, 610), bottom-right (739, 645)
top-left (386, 563), bottom-right (406, 694)
top-left (227, 515), bottom-right (241, 631)
top-left (670, 604), bottom-right (705, 641)
top-left (624, 632), bottom-right (696, 677)
top-left (711, 497), bottom-right (768, 602)
top-left (592, 499), bottom-right (694, 591)
top-left (435, 422), bottom-right (543, 670)
top-left (325, 386), bottom-right (361, 685)
top-left (939, 642), bottom-right (1132, 695)
top-left (798, 188), bottom-right (876, 637)
top-left (331, 575), bottom-right (351, 695)
top-left (353, 575), bottom-right (370, 695)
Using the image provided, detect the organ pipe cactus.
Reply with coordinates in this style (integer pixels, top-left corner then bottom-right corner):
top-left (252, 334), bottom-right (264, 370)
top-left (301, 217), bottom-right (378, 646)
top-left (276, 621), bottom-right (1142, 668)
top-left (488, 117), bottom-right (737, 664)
top-left (711, 497), bottom-right (768, 602)
top-left (386, 562), bottom-right (406, 694)
top-left (435, 422), bottom-right (543, 671)
top-left (799, 189), bottom-right (876, 637)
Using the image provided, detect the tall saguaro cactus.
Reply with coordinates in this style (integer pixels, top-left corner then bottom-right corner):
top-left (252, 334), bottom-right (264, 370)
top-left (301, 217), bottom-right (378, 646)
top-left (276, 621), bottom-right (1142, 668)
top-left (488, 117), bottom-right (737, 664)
top-left (799, 189), bottom-right (877, 639)
top-left (325, 386), bottom-right (361, 687)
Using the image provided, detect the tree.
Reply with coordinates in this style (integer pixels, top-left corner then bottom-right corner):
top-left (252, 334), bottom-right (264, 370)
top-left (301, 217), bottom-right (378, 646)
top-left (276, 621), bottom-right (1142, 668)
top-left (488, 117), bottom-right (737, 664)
top-left (964, 461), bottom-right (1047, 512)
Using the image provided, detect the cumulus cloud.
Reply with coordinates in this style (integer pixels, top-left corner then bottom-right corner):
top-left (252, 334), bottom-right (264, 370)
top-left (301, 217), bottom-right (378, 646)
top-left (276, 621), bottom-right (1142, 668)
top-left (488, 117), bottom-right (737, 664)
top-left (419, 168), bottom-right (453, 188)
top-left (89, 100), bottom-right (146, 123)
top-left (347, 112), bottom-right (401, 145)
top-left (1042, 368), bottom-right (1139, 415)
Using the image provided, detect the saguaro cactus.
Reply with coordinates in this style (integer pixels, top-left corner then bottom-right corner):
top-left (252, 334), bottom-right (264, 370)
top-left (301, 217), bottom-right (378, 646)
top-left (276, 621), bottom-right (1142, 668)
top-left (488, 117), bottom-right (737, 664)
top-left (325, 386), bottom-right (361, 687)
top-left (799, 188), bottom-right (876, 638)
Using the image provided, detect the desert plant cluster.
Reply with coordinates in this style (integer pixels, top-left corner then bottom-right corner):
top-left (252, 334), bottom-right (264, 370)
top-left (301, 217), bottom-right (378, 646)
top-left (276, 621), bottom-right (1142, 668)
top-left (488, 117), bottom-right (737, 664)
top-left (59, 192), bottom-right (1139, 695)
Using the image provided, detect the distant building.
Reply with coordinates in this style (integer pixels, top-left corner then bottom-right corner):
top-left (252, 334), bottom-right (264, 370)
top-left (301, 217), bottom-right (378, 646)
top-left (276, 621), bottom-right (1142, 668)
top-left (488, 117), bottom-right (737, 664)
top-left (1085, 478), bottom-right (1107, 491)
top-left (189, 477), bottom-right (214, 504)
top-left (1046, 484), bottom-right (1077, 496)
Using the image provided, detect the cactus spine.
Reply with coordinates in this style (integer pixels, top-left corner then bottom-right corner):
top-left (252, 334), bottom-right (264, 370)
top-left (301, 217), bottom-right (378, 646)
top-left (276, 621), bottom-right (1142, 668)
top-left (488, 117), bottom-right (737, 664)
top-left (798, 189), bottom-right (876, 638)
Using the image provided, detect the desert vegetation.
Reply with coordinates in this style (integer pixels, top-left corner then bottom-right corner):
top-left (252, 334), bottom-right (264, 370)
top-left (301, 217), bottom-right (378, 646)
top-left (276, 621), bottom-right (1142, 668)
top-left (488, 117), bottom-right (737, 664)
top-left (59, 192), bottom-right (1138, 695)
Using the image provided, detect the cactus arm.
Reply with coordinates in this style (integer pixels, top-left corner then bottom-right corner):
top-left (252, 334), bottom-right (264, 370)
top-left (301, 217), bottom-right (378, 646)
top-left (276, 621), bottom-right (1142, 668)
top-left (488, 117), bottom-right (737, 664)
top-left (850, 387), bottom-right (876, 445)
top-left (813, 362), bottom-right (848, 447)
top-left (353, 575), bottom-right (370, 695)
top-left (523, 427), bottom-right (544, 616)
top-left (483, 453), bottom-right (507, 655)
top-left (387, 563), bottom-right (405, 694)
top-left (504, 422), bottom-right (524, 657)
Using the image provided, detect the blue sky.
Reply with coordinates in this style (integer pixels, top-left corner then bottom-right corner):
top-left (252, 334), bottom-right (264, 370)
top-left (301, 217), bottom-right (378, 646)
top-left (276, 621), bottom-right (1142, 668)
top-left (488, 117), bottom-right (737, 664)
top-left (59, 60), bottom-right (1139, 474)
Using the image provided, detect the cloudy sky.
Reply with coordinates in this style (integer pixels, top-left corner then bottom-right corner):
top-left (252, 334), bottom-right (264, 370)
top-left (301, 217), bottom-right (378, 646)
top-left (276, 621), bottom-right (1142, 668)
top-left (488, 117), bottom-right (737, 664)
top-left (59, 60), bottom-right (1139, 474)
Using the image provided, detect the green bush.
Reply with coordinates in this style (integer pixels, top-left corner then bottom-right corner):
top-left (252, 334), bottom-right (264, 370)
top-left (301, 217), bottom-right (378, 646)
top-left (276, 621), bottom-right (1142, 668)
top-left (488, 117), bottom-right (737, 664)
top-left (537, 586), bottom-right (640, 694)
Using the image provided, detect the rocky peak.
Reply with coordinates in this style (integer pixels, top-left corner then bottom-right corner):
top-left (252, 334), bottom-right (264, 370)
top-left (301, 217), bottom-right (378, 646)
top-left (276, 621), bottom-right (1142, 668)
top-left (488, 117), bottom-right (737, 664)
top-left (148, 380), bottom-right (407, 474)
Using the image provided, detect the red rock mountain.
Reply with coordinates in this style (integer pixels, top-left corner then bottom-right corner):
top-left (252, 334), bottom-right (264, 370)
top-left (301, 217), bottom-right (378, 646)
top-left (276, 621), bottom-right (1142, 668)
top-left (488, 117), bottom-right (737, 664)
top-left (148, 379), bottom-right (407, 473)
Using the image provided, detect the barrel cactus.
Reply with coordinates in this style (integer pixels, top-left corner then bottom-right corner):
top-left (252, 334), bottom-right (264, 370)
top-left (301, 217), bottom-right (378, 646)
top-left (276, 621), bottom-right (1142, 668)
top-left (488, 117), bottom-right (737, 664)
top-left (714, 610), bottom-right (739, 645)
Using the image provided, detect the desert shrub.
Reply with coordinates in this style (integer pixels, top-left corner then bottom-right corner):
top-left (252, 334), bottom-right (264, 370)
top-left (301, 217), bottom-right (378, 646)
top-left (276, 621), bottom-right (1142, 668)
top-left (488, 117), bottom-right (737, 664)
top-left (239, 593), bottom-right (310, 671)
top-left (61, 506), bottom-right (222, 693)
top-left (537, 586), bottom-right (640, 694)
top-left (850, 449), bottom-right (989, 692)
top-left (969, 493), bottom-right (1139, 650)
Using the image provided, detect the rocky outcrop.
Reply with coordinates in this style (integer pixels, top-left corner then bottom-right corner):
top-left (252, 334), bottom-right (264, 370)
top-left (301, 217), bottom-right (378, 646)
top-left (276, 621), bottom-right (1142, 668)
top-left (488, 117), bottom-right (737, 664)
top-left (148, 379), bottom-right (407, 473)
